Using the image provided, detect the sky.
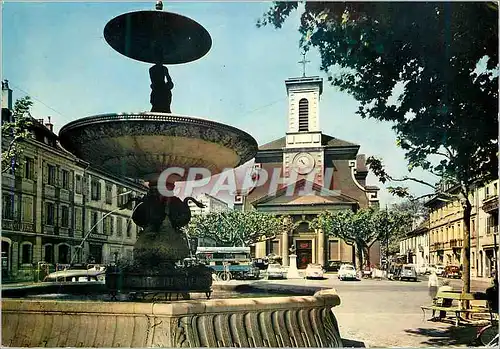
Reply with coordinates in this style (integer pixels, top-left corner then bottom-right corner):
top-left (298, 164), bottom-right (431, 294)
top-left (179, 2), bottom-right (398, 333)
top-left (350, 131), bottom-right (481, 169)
top-left (2, 1), bottom-right (439, 207)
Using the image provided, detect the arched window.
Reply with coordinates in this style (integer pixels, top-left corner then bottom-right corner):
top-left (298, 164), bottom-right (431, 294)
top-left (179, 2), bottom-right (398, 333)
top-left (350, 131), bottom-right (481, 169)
top-left (21, 243), bottom-right (32, 264)
top-left (58, 244), bottom-right (70, 264)
top-left (298, 98), bottom-right (309, 131)
top-left (44, 245), bottom-right (54, 264)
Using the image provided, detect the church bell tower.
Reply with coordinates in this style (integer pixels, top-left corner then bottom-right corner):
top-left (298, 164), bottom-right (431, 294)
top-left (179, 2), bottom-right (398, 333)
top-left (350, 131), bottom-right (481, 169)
top-left (282, 56), bottom-right (325, 185)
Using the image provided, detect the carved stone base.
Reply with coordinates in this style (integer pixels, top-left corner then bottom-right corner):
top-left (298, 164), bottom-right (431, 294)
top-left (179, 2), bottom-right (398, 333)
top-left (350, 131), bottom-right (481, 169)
top-left (105, 264), bottom-right (213, 295)
top-left (2, 289), bottom-right (343, 347)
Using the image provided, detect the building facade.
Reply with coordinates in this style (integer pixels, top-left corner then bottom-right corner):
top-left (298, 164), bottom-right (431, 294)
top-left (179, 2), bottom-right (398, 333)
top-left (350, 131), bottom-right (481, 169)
top-left (423, 179), bottom-right (498, 278)
top-left (1, 81), bottom-right (146, 282)
top-left (188, 193), bottom-right (229, 216)
top-left (234, 75), bottom-right (380, 269)
top-left (188, 193), bottom-right (230, 248)
top-left (399, 221), bottom-right (430, 269)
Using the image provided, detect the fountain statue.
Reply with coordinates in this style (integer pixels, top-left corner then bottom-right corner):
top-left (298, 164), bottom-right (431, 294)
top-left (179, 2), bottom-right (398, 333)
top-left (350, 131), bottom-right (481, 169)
top-left (2, 2), bottom-right (344, 347)
top-left (57, 0), bottom-right (257, 299)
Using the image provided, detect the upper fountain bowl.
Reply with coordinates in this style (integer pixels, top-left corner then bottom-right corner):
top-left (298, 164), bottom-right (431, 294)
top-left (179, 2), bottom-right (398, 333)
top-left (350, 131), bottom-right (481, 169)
top-left (104, 10), bottom-right (212, 64)
top-left (58, 113), bottom-right (258, 181)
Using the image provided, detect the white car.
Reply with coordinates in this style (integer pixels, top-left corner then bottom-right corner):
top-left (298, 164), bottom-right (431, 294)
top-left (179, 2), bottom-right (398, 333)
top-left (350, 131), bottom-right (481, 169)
top-left (338, 264), bottom-right (357, 281)
top-left (435, 264), bottom-right (445, 276)
top-left (305, 264), bottom-right (325, 279)
top-left (266, 263), bottom-right (286, 279)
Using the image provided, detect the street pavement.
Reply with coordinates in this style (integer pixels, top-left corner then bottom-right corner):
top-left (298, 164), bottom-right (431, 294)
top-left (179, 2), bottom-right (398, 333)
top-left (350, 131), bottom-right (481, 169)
top-left (218, 273), bottom-right (494, 348)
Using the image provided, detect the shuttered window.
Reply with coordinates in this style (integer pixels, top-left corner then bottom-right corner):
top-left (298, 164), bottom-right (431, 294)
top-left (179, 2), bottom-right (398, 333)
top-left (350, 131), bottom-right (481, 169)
top-left (298, 98), bottom-right (309, 131)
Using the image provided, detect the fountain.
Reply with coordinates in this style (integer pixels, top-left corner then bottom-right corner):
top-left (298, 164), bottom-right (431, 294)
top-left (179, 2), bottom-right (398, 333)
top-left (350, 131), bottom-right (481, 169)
top-left (2, 2), bottom-right (343, 347)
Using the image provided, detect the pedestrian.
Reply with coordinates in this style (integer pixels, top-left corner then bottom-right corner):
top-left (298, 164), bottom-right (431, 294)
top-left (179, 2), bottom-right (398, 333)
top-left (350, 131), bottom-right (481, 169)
top-left (485, 277), bottom-right (498, 314)
top-left (437, 279), bottom-right (453, 319)
top-left (428, 270), bottom-right (439, 303)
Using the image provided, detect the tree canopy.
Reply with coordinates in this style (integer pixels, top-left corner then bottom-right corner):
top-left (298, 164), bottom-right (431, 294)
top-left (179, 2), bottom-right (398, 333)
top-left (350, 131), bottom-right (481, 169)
top-left (184, 211), bottom-right (288, 247)
top-left (1, 96), bottom-right (33, 173)
top-left (311, 207), bottom-right (411, 270)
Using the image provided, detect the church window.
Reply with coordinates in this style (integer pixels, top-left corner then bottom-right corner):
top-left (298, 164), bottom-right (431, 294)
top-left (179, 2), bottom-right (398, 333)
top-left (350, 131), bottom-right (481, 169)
top-left (298, 98), bottom-right (309, 131)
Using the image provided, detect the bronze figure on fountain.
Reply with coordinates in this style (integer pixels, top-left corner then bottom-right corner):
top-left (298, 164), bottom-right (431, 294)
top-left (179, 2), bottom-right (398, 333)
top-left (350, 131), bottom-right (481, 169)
top-left (149, 63), bottom-right (174, 113)
top-left (120, 184), bottom-right (205, 271)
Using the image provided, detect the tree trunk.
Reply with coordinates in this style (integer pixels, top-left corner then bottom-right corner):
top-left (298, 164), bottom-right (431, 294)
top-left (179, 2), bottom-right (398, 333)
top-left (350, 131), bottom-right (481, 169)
top-left (356, 242), bottom-right (364, 273)
top-left (461, 195), bottom-right (472, 312)
top-left (363, 245), bottom-right (371, 269)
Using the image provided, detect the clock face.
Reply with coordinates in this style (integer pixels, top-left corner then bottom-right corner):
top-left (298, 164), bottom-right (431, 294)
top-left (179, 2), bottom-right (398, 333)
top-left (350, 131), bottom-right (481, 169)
top-left (292, 153), bottom-right (315, 175)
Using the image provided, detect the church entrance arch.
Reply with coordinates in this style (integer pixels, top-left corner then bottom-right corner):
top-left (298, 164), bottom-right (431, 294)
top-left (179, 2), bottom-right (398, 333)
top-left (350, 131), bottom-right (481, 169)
top-left (296, 240), bottom-right (312, 269)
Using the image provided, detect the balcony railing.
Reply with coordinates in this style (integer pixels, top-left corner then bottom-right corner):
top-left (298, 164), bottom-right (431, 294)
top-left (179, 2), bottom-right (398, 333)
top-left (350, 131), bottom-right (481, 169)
top-left (482, 194), bottom-right (499, 212)
top-left (487, 225), bottom-right (499, 235)
top-left (450, 239), bottom-right (463, 248)
top-left (431, 242), bottom-right (445, 251)
top-left (1, 220), bottom-right (34, 232)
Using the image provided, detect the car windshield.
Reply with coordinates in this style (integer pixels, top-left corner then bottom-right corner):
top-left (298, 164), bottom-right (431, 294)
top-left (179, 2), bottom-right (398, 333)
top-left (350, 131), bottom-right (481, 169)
top-left (404, 266), bottom-right (413, 270)
top-left (268, 264), bottom-right (281, 270)
top-left (343, 266), bottom-right (355, 270)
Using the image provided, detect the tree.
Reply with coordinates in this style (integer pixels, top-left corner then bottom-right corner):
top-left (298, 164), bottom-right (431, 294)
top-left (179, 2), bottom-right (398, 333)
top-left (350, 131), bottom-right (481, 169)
top-left (184, 211), bottom-right (286, 247)
top-left (311, 208), bottom-right (378, 272)
top-left (1, 96), bottom-right (33, 173)
top-left (258, 1), bottom-right (498, 295)
top-left (372, 205), bottom-right (417, 264)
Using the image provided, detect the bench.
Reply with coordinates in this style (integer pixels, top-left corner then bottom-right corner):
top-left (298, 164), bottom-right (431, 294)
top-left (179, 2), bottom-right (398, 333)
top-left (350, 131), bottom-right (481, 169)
top-left (421, 290), bottom-right (493, 326)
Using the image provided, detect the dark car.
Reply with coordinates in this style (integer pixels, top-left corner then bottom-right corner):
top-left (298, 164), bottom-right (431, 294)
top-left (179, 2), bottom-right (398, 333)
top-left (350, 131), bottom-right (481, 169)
top-left (443, 265), bottom-right (461, 279)
top-left (325, 260), bottom-right (342, 272)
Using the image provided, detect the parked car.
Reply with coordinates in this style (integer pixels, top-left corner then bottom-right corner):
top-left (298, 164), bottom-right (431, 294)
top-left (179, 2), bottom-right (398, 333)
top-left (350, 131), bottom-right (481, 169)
top-left (325, 260), bottom-right (343, 272)
top-left (43, 268), bottom-right (105, 283)
top-left (435, 264), bottom-right (446, 276)
top-left (398, 264), bottom-right (418, 282)
top-left (338, 264), bottom-right (357, 281)
top-left (266, 263), bottom-right (286, 279)
top-left (305, 264), bottom-right (325, 279)
top-left (443, 265), bottom-right (461, 279)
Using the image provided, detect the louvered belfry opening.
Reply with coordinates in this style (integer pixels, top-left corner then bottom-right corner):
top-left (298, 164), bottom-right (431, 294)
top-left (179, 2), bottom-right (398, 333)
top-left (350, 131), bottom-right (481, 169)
top-left (298, 98), bottom-right (309, 131)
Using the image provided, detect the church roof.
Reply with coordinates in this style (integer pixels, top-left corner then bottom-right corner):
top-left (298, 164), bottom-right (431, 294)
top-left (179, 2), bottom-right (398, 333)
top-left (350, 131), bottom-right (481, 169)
top-left (259, 134), bottom-right (358, 150)
top-left (251, 178), bottom-right (359, 207)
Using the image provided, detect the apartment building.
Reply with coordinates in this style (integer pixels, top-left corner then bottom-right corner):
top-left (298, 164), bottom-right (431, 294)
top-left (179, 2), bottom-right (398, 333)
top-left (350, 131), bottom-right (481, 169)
top-left (188, 193), bottom-right (230, 216)
top-left (1, 81), bottom-right (146, 281)
top-left (424, 180), bottom-right (498, 278)
top-left (399, 220), bottom-right (430, 269)
top-left (187, 193), bottom-right (230, 248)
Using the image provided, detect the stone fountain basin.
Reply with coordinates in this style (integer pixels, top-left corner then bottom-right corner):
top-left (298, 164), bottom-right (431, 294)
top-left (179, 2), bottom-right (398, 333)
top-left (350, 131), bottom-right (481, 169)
top-left (58, 113), bottom-right (258, 181)
top-left (2, 287), bottom-right (343, 347)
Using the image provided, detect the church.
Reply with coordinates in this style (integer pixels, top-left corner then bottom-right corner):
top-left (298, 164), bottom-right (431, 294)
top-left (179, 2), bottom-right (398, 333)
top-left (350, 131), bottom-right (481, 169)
top-left (234, 74), bottom-right (381, 269)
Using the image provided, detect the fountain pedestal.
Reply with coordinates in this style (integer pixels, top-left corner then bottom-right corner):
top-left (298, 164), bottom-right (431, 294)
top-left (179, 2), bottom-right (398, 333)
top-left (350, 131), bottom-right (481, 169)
top-left (287, 254), bottom-right (302, 279)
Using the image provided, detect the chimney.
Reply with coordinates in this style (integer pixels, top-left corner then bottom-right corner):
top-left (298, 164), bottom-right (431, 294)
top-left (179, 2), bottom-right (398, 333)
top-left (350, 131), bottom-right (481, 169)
top-left (45, 116), bottom-right (54, 132)
top-left (1, 80), bottom-right (13, 110)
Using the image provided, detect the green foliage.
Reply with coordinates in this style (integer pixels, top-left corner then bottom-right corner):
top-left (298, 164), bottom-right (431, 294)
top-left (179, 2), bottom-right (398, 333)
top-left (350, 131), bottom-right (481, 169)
top-left (259, 2), bottom-right (498, 192)
top-left (1, 96), bottom-right (33, 173)
top-left (312, 207), bottom-right (414, 266)
top-left (184, 210), bottom-right (287, 247)
top-left (312, 208), bottom-right (377, 246)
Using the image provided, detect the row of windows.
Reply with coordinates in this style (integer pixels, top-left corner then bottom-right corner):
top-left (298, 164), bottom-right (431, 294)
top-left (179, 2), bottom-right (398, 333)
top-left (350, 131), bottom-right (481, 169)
top-left (430, 221), bottom-right (463, 244)
top-left (16, 243), bottom-right (73, 265)
top-left (6, 157), bottom-right (138, 204)
top-left (2, 194), bottom-right (134, 238)
top-left (90, 210), bottom-right (134, 238)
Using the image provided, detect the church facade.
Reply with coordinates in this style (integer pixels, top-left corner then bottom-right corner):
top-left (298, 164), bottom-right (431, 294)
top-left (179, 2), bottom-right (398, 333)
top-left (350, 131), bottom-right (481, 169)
top-left (234, 76), bottom-right (381, 269)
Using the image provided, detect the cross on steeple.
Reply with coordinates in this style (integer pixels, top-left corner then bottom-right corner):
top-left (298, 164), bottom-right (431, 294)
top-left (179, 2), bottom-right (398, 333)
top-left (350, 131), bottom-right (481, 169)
top-left (298, 51), bottom-right (310, 77)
